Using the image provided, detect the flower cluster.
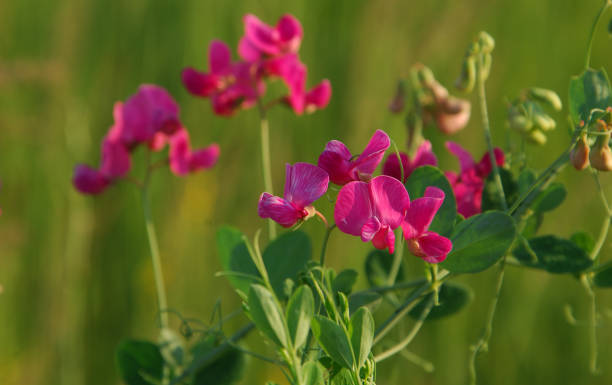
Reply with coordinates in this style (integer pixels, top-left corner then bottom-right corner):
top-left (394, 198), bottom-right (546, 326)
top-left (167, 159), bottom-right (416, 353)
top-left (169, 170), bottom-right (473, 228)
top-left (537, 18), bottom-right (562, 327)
top-left (182, 14), bottom-right (331, 116)
top-left (73, 85), bottom-right (219, 195)
top-left (259, 130), bottom-right (453, 263)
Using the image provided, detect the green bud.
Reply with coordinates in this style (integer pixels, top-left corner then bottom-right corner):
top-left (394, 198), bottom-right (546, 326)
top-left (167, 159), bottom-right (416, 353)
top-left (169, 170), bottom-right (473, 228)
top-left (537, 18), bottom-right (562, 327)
top-left (528, 87), bottom-right (562, 111)
top-left (455, 55), bottom-right (476, 93)
top-left (533, 113), bottom-right (556, 131)
top-left (509, 114), bottom-right (532, 132)
top-left (478, 31), bottom-right (495, 53)
top-left (337, 292), bottom-right (351, 326)
top-left (527, 129), bottom-right (547, 145)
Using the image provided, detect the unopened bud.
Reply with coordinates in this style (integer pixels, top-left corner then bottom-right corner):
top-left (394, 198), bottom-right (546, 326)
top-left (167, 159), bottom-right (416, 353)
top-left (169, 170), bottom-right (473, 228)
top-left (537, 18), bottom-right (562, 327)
top-left (455, 55), bottom-right (476, 93)
top-left (478, 31), bottom-right (495, 53)
top-left (571, 135), bottom-right (590, 170)
top-left (527, 129), bottom-right (547, 145)
top-left (590, 133), bottom-right (612, 171)
top-left (528, 88), bottom-right (562, 111)
top-left (389, 80), bottom-right (406, 114)
top-left (418, 65), bottom-right (436, 86)
top-left (507, 105), bottom-right (532, 132)
top-left (533, 113), bottom-right (556, 131)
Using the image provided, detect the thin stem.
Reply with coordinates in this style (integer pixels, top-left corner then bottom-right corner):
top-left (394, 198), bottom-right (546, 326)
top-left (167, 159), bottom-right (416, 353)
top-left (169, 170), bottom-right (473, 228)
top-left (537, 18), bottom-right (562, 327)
top-left (352, 278), bottom-right (428, 297)
top-left (258, 101), bottom-right (276, 240)
top-left (585, 0), bottom-right (611, 69)
top-left (590, 171), bottom-right (612, 261)
top-left (580, 274), bottom-right (599, 374)
top-left (387, 230), bottom-right (404, 286)
top-left (399, 350), bottom-right (435, 373)
top-left (374, 297), bottom-right (434, 362)
top-left (477, 53), bottom-right (507, 211)
top-left (319, 224), bottom-right (336, 266)
top-left (468, 258), bottom-right (506, 385)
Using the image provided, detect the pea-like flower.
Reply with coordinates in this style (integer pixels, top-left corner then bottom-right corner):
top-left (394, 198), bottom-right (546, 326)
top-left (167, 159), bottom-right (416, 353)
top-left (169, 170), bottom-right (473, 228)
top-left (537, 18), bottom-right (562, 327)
top-left (238, 14), bottom-right (303, 61)
top-left (318, 130), bottom-right (390, 185)
top-left (258, 163), bottom-right (329, 228)
top-left (169, 129), bottom-right (220, 176)
top-left (382, 140), bottom-right (438, 183)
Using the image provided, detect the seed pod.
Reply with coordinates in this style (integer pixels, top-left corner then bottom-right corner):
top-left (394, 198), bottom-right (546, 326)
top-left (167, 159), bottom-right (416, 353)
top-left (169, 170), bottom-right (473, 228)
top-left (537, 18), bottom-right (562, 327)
top-left (455, 55), bottom-right (476, 93)
top-left (527, 129), bottom-right (547, 145)
top-left (533, 112), bottom-right (556, 131)
top-left (570, 135), bottom-right (590, 170)
top-left (590, 133), bottom-right (612, 171)
top-left (528, 88), bottom-right (562, 111)
top-left (507, 104), bottom-right (532, 132)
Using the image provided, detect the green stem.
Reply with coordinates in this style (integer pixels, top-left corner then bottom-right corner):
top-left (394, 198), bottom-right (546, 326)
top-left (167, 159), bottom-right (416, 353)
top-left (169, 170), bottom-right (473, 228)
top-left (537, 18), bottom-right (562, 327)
top-left (477, 53), bottom-right (507, 211)
top-left (468, 257), bottom-right (506, 385)
top-left (352, 278), bottom-right (428, 297)
top-left (590, 171), bottom-right (612, 261)
top-left (585, 0), bottom-right (611, 69)
top-left (580, 274), bottom-right (599, 374)
top-left (258, 102), bottom-right (276, 240)
top-left (387, 230), bottom-right (404, 286)
top-left (319, 224), bottom-right (336, 266)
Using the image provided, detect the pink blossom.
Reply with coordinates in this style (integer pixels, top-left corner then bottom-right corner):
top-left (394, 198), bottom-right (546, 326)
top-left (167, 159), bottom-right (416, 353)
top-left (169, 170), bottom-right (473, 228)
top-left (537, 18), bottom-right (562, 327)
top-left (73, 165), bottom-right (110, 195)
top-left (258, 163), bottom-right (329, 228)
top-left (444, 141), bottom-right (505, 218)
top-left (169, 128), bottom-right (220, 176)
top-left (318, 130), bottom-right (390, 185)
top-left (238, 14), bottom-right (303, 61)
top-left (382, 140), bottom-right (438, 183)
top-left (401, 187), bottom-right (453, 263)
top-left (182, 40), bottom-right (264, 116)
top-left (334, 175), bottom-right (409, 253)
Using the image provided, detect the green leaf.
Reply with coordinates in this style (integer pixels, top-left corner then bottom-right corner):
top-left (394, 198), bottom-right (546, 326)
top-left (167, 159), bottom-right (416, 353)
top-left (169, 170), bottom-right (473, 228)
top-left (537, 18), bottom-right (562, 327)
top-left (406, 166), bottom-right (457, 236)
top-left (332, 269), bottom-right (359, 295)
top-left (441, 211), bottom-right (516, 273)
top-left (570, 231), bottom-right (595, 255)
top-left (481, 168), bottom-right (518, 212)
top-left (263, 231), bottom-right (312, 300)
top-left (247, 284), bottom-right (288, 348)
top-left (302, 361), bottom-right (326, 385)
top-left (364, 249), bottom-right (404, 287)
top-left (116, 340), bottom-right (163, 385)
top-left (569, 68), bottom-right (612, 125)
top-left (532, 182), bottom-right (566, 213)
top-left (349, 307), bottom-right (374, 369)
top-left (311, 316), bottom-right (354, 369)
top-left (594, 266), bottom-right (612, 288)
top-left (286, 285), bottom-right (315, 350)
top-left (216, 226), bottom-right (259, 295)
top-left (521, 212), bottom-right (543, 239)
top-left (513, 235), bottom-right (593, 273)
top-left (517, 168), bottom-right (536, 197)
top-left (330, 368), bottom-right (358, 385)
top-left (348, 292), bottom-right (382, 314)
top-left (409, 282), bottom-right (473, 321)
top-left (191, 336), bottom-right (244, 385)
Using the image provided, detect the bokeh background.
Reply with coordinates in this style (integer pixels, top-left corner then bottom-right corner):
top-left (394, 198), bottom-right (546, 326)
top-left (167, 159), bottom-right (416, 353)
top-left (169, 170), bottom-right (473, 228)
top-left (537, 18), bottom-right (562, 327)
top-left (1, 0), bottom-right (612, 384)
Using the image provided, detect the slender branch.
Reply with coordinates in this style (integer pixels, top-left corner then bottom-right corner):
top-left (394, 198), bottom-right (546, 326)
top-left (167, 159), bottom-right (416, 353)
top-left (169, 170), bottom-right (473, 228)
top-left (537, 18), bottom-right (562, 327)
top-left (257, 100), bottom-right (276, 240)
top-left (585, 0), bottom-right (611, 69)
top-left (387, 230), bottom-right (404, 286)
top-left (580, 274), bottom-right (599, 374)
top-left (319, 224), bottom-right (336, 266)
top-left (590, 171), bottom-right (612, 260)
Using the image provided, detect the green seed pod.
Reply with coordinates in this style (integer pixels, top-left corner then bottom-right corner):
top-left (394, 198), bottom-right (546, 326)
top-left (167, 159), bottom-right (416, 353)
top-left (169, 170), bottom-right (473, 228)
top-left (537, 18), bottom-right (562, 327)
top-left (533, 112), bottom-right (556, 131)
top-left (509, 114), bottom-right (532, 132)
top-left (455, 55), bottom-right (476, 93)
top-left (478, 31), bottom-right (495, 53)
top-left (528, 88), bottom-right (563, 111)
top-left (527, 129), bottom-right (547, 145)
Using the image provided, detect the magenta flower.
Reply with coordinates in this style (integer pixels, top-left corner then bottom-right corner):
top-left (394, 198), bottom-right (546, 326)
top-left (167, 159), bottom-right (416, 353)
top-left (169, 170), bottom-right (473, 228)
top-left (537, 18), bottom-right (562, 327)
top-left (334, 175), bottom-right (409, 253)
top-left (444, 141), bottom-right (505, 218)
top-left (238, 14), bottom-right (303, 61)
top-left (182, 40), bottom-right (264, 116)
top-left (401, 187), bottom-right (453, 263)
top-left (258, 163), bottom-right (329, 228)
top-left (318, 130), bottom-right (390, 185)
top-left (382, 140), bottom-right (438, 183)
top-left (169, 128), bottom-right (220, 176)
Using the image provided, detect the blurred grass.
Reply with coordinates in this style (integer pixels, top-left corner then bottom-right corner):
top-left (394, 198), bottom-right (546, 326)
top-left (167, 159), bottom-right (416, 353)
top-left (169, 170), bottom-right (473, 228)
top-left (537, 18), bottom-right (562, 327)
top-left (1, 0), bottom-right (612, 384)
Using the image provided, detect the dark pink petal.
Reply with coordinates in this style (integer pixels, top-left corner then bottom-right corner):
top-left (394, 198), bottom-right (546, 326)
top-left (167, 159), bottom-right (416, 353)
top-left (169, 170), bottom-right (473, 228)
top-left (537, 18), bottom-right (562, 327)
top-left (369, 175), bottom-right (410, 229)
top-left (305, 80), bottom-right (331, 113)
top-left (182, 68), bottom-right (220, 97)
top-left (318, 140), bottom-right (353, 185)
top-left (382, 152), bottom-right (410, 183)
top-left (476, 147), bottom-right (505, 177)
top-left (258, 192), bottom-right (301, 228)
top-left (264, 54), bottom-right (306, 114)
top-left (353, 130), bottom-right (390, 178)
top-left (148, 132), bottom-right (168, 152)
top-left (211, 87), bottom-right (245, 116)
top-left (100, 136), bottom-right (131, 179)
top-left (416, 232), bottom-right (453, 263)
top-left (283, 162), bottom-right (329, 208)
top-left (73, 165), bottom-right (109, 195)
top-left (243, 14), bottom-right (279, 55)
top-left (169, 129), bottom-right (191, 176)
top-left (190, 144), bottom-right (220, 171)
top-left (402, 186), bottom-right (445, 239)
top-left (361, 217), bottom-right (381, 242)
top-left (238, 36), bottom-right (262, 61)
top-left (446, 141), bottom-right (475, 175)
top-left (371, 226), bottom-right (395, 254)
top-left (335, 181), bottom-right (373, 236)
top-left (209, 40), bottom-right (232, 74)
top-left (412, 140), bottom-right (438, 169)
top-left (276, 14), bottom-right (303, 52)
top-left (453, 182), bottom-right (482, 218)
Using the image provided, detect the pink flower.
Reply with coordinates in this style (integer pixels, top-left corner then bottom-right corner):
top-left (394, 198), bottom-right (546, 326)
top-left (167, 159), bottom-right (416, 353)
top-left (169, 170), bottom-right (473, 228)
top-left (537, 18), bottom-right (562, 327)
top-left (169, 128), bottom-right (220, 176)
top-left (334, 175), bottom-right (409, 253)
top-left (382, 140), bottom-right (438, 183)
top-left (238, 14), bottom-right (303, 61)
top-left (73, 165), bottom-right (110, 195)
top-left (182, 40), bottom-right (264, 116)
top-left (318, 130), bottom-right (390, 185)
top-left (401, 187), bottom-right (453, 263)
top-left (444, 141), bottom-right (505, 218)
top-left (258, 163), bottom-right (329, 228)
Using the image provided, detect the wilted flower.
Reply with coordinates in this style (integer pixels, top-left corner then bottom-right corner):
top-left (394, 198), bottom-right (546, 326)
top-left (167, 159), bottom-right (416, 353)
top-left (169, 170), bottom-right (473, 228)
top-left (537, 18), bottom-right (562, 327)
top-left (589, 129), bottom-right (612, 172)
top-left (444, 141), bottom-right (504, 218)
top-left (318, 130), bottom-right (390, 185)
top-left (571, 134), bottom-right (590, 170)
top-left (424, 80), bottom-right (471, 135)
top-left (258, 163), bottom-right (329, 228)
top-left (382, 140), bottom-right (437, 183)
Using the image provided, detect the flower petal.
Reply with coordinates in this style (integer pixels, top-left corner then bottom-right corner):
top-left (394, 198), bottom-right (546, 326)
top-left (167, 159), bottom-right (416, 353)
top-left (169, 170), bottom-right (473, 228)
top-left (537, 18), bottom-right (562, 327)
top-left (265, 54), bottom-right (306, 114)
top-left (445, 141), bottom-right (475, 175)
top-left (305, 79), bottom-right (331, 113)
top-left (369, 175), bottom-right (410, 228)
top-left (73, 165), bottom-right (109, 195)
top-left (238, 36), bottom-right (262, 61)
top-left (416, 232), bottom-right (453, 263)
top-left (382, 152), bottom-right (409, 183)
top-left (258, 192), bottom-right (301, 228)
top-left (100, 135), bottom-right (131, 179)
top-left (403, 186), bottom-right (445, 238)
top-left (209, 40), bottom-right (232, 74)
top-left (353, 130), bottom-right (390, 177)
top-left (243, 14), bottom-right (279, 55)
top-left (318, 140), bottom-right (353, 185)
top-left (276, 14), bottom-right (303, 52)
top-left (361, 217), bottom-right (381, 242)
top-left (412, 140), bottom-right (438, 169)
top-left (190, 143), bottom-right (220, 171)
top-left (169, 129), bottom-right (191, 176)
top-left (372, 226), bottom-right (396, 254)
top-left (182, 67), bottom-right (219, 97)
top-left (476, 147), bottom-right (505, 177)
top-left (334, 181), bottom-right (373, 236)
top-left (283, 162), bottom-right (329, 208)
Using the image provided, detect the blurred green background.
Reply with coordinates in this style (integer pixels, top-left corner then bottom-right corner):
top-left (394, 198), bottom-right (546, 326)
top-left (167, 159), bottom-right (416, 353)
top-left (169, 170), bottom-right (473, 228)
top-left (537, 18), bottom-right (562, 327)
top-left (1, 0), bottom-right (612, 384)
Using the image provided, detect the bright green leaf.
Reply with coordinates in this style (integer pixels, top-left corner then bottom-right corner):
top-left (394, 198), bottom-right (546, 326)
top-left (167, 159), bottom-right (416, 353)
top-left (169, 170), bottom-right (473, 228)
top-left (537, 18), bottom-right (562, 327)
top-left (532, 183), bottom-right (566, 213)
top-left (247, 284), bottom-right (288, 348)
top-left (513, 235), bottom-right (593, 273)
top-left (571, 231), bottom-right (595, 255)
top-left (409, 282), bottom-right (473, 321)
top-left (330, 368), bottom-right (358, 385)
top-left (406, 166), bottom-right (457, 236)
top-left (441, 211), bottom-right (516, 273)
top-left (311, 316), bottom-right (354, 369)
top-left (286, 285), bottom-right (315, 350)
top-left (350, 307), bottom-right (374, 369)
top-left (569, 68), bottom-right (612, 125)
top-left (302, 361), bottom-right (326, 385)
top-left (517, 168), bottom-right (536, 197)
top-left (116, 340), bottom-right (163, 385)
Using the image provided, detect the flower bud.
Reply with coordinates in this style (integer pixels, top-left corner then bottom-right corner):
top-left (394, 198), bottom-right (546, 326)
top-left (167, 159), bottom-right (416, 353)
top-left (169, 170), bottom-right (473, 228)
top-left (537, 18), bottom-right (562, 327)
top-left (527, 129), bottom-right (547, 145)
top-left (533, 112), bottom-right (556, 131)
top-left (478, 31), bottom-right (495, 53)
top-left (455, 55), bottom-right (476, 93)
top-left (507, 105), bottom-right (532, 132)
top-left (571, 135), bottom-right (590, 170)
top-left (528, 88), bottom-right (562, 111)
top-left (590, 133), bottom-right (612, 171)
top-left (389, 80), bottom-right (406, 114)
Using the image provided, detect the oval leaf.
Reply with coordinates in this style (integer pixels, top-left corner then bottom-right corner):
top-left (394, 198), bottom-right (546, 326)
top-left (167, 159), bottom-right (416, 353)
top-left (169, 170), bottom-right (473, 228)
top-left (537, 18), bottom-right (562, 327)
top-left (116, 340), bottom-right (163, 385)
top-left (406, 166), bottom-right (457, 236)
top-left (569, 68), bottom-right (612, 125)
top-left (332, 269), bottom-right (359, 295)
top-left (350, 307), bottom-right (375, 369)
top-left (441, 211), bottom-right (516, 273)
top-left (286, 285), bottom-right (315, 349)
top-left (247, 284), bottom-right (288, 348)
top-left (264, 231), bottom-right (312, 300)
top-left (532, 182), bottom-right (566, 213)
top-left (311, 315), bottom-right (354, 369)
top-left (409, 282), bottom-right (473, 321)
top-left (513, 235), bottom-right (593, 273)
top-left (302, 361), bottom-right (326, 385)
top-left (594, 266), bottom-right (612, 288)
